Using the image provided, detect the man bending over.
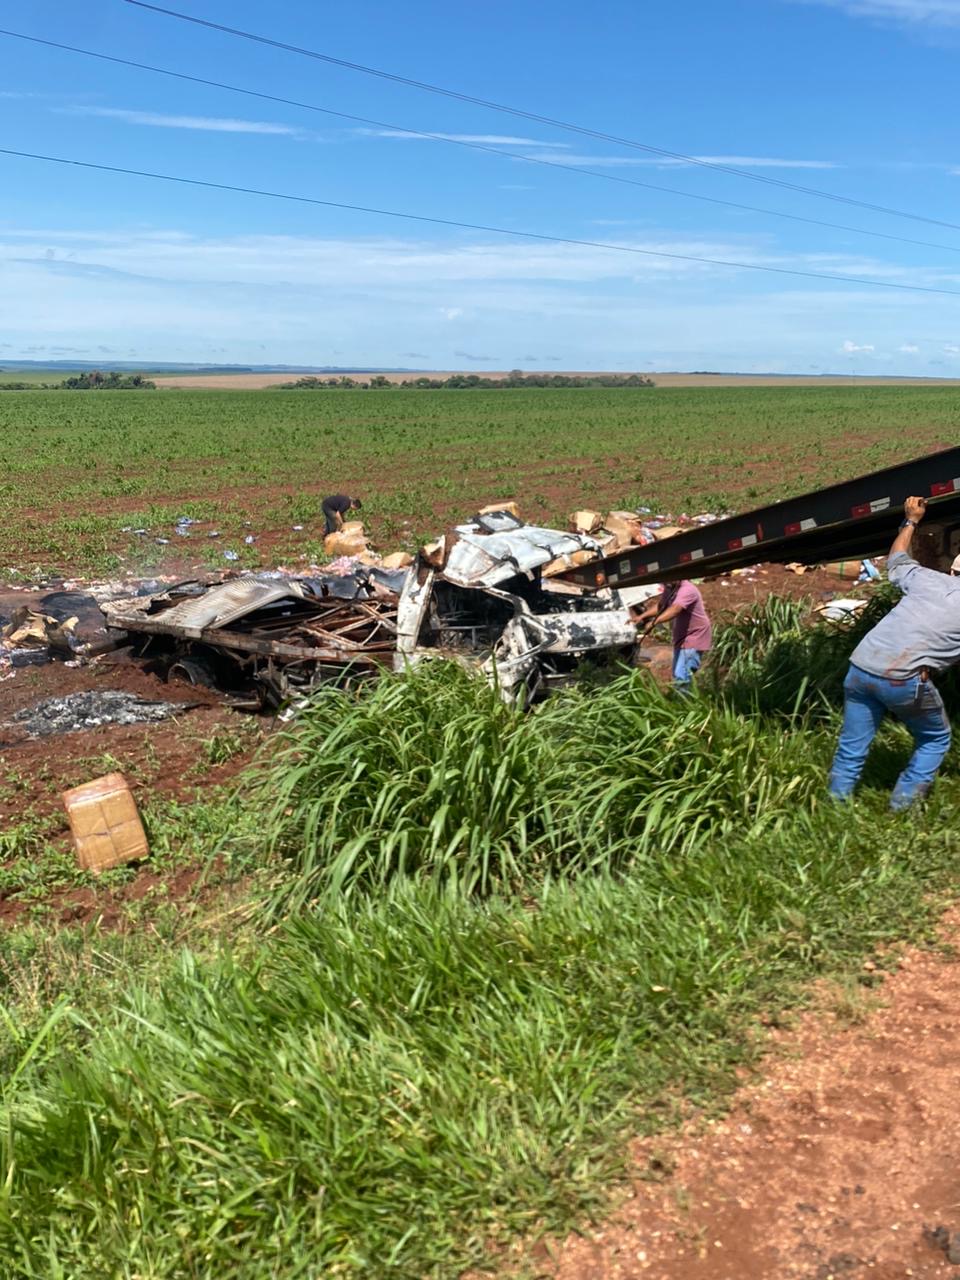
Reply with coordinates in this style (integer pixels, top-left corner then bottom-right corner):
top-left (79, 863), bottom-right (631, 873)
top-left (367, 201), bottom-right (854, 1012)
top-left (829, 495), bottom-right (957, 810)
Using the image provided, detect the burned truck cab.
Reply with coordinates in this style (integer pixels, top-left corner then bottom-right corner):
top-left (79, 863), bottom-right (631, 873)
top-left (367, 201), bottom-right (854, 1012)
top-left (394, 511), bottom-right (637, 701)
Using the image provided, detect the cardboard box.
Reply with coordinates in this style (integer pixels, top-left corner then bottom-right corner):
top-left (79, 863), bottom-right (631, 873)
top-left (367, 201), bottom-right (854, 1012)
top-left (570, 509), bottom-right (603, 535)
top-left (823, 560), bottom-right (864, 580)
top-left (324, 530), bottom-right (368, 558)
top-left (652, 525), bottom-right (683, 542)
top-left (62, 772), bottom-right (149, 874)
top-left (382, 551), bottom-right (414, 569)
top-left (478, 501), bottom-right (521, 520)
top-left (603, 512), bottom-right (644, 547)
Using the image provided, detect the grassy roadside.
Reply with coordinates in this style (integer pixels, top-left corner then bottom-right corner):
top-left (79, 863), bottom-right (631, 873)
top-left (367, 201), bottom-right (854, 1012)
top-left (2, 604), bottom-right (959, 1277)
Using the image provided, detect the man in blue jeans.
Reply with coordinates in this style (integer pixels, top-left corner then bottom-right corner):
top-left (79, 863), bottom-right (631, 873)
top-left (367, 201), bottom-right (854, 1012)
top-left (631, 579), bottom-right (713, 690)
top-left (829, 495), bottom-right (957, 810)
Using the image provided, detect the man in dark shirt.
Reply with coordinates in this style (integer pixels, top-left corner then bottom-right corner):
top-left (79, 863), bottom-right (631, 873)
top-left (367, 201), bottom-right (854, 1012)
top-left (321, 494), bottom-right (362, 535)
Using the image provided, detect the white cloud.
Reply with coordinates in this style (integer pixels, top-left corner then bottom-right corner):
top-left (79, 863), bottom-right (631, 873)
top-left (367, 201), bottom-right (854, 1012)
top-left (689, 154), bottom-right (841, 169)
top-left (521, 152), bottom-right (840, 169)
top-left (899, 343), bottom-right (920, 352)
top-left (944, 343), bottom-right (960, 353)
top-left (61, 106), bottom-right (305, 136)
top-left (841, 340), bottom-right (876, 352)
top-left (796, 0), bottom-right (960, 27)
top-left (359, 129), bottom-right (568, 147)
top-left (1, 226), bottom-right (956, 369)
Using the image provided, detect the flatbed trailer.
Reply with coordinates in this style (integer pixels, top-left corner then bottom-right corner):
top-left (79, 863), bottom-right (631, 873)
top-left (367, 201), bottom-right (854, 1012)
top-left (561, 445), bottom-right (960, 590)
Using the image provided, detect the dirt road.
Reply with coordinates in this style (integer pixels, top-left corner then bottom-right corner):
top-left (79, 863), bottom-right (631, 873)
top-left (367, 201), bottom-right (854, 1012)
top-left (530, 912), bottom-right (960, 1280)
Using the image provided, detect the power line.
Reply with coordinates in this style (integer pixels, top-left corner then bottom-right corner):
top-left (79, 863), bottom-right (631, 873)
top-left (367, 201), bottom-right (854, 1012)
top-left (125, 0), bottom-right (960, 236)
top-left (3, 145), bottom-right (959, 297)
top-left (4, 26), bottom-right (960, 259)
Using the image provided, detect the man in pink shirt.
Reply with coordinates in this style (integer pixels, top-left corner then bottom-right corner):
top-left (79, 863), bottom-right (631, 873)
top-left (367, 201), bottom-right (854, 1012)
top-left (630, 580), bottom-right (713, 689)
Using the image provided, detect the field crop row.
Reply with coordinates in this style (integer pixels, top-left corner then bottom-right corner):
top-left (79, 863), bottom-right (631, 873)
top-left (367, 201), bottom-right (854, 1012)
top-left (0, 385), bottom-right (956, 575)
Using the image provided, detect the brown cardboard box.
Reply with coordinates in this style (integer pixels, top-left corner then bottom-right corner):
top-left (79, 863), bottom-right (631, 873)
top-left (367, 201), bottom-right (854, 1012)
top-left (823, 560), bottom-right (863, 580)
top-left (603, 512), bottom-right (644, 547)
top-left (324, 530), bottom-right (368, 558)
top-left (382, 551), bottom-right (414, 569)
top-left (569, 509), bottom-right (603, 535)
top-left (652, 525), bottom-right (683, 542)
top-left (542, 547), bottom-right (598, 578)
top-left (478, 501), bottom-right (521, 520)
top-left (62, 772), bottom-right (149, 874)
top-left (420, 538), bottom-right (445, 567)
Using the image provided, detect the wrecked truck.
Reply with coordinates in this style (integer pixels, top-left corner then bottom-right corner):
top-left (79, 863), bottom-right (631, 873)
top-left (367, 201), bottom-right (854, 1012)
top-left (99, 511), bottom-right (639, 706)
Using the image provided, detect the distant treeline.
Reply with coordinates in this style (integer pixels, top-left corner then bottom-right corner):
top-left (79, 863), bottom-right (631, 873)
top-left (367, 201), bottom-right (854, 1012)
top-left (274, 371), bottom-right (655, 391)
top-left (0, 372), bottom-right (157, 391)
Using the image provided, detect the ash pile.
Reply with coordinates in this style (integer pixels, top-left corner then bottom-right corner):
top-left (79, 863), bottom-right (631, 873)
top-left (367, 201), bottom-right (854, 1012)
top-left (12, 690), bottom-right (187, 738)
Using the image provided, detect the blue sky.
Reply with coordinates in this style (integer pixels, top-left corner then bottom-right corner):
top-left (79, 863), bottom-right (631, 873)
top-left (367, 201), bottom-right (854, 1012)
top-left (3, 0), bottom-right (960, 372)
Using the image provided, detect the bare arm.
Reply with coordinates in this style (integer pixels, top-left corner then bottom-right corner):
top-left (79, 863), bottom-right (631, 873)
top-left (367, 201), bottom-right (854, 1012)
top-left (629, 599), bottom-right (683, 634)
top-left (889, 495), bottom-right (926, 557)
top-left (650, 602), bottom-right (683, 625)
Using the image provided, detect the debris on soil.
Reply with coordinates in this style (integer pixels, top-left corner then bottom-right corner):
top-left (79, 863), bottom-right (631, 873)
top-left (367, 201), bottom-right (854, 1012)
top-left (100, 514), bottom-right (637, 707)
top-left (924, 1225), bottom-right (960, 1265)
top-left (12, 690), bottom-right (192, 738)
top-left (2, 606), bottom-right (80, 659)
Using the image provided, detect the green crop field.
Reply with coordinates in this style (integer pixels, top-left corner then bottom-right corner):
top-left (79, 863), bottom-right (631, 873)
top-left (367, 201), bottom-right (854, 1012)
top-left (0, 384), bottom-right (957, 575)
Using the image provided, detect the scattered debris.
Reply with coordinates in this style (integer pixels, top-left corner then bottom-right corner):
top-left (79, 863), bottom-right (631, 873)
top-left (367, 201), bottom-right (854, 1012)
top-left (924, 1225), bottom-right (960, 1265)
top-left (62, 771), bottom-right (149, 874)
top-left (100, 511), bottom-right (637, 706)
top-left (12, 690), bottom-right (189, 738)
top-left (1, 606), bottom-right (80, 672)
top-left (788, 557), bottom-right (881, 582)
top-left (2, 606), bottom-right (78, 653)
top-left (816, 598), bottom-right (869, 623)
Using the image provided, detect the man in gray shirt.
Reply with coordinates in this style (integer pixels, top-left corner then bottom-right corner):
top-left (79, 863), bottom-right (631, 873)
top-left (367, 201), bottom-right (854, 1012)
top-left (829, 495), bottom-right (955, 810)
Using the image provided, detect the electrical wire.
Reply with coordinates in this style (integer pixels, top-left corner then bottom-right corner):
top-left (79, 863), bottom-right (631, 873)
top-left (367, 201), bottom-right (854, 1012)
top-left (3, 26), bottom-right (959, 258)
top-left (125, 0), bottom-right (960, 235)
top-left (3, 145), bottom-right (959, 296)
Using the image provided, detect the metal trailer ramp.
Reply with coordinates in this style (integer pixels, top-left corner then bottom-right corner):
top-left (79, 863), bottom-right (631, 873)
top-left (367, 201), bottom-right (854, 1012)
top-left (560, 446), bottom-right (960, 590)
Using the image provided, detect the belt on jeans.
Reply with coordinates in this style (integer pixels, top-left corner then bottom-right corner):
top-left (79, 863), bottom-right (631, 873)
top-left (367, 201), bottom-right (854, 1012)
top-left (857, 665), bottom-right (930, 686)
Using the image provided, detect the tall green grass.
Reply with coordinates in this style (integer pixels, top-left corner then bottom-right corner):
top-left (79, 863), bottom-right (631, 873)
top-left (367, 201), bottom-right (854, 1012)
top-left (263, 663), bottom-right (822, 906)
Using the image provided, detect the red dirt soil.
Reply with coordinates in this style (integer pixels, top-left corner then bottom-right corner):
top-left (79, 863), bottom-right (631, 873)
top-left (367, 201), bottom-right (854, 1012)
top-left (523, 910), bottom-right (960, 1280)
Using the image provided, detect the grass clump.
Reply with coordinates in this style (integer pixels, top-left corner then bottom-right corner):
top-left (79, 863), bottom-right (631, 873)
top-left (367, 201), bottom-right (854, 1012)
top-left (262, 662), bottom-right (822, 905)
